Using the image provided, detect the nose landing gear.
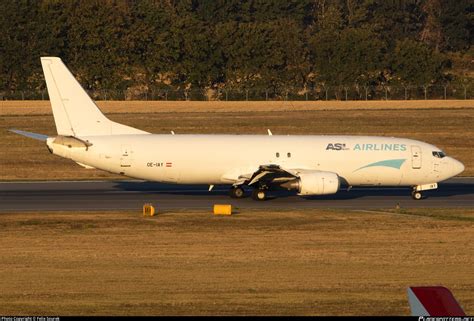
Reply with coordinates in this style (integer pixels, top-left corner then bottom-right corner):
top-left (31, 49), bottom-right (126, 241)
top-left (411, 190), bottom-right (423, 200)
top-left (411, 183), bottom-right (437, 200)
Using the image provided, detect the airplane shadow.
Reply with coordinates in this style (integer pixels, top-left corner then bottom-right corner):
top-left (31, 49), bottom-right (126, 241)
top-left (302, 183), bottom-right (473, 200)
top-left (112, 181), bottom-right (474, 200)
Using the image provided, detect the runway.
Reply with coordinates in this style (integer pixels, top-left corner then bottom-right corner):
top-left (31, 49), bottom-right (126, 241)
top-left (1, 177), bottom-right (473, 212)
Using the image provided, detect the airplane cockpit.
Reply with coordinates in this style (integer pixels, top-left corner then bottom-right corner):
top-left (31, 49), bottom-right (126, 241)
top-left (432, 151), bottom-right (446, 158)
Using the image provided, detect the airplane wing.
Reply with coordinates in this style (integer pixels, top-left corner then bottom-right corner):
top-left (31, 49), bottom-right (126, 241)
top-left (9, 129), bottom-right (48, 141)
top-left (246, 164), bottom-right (298, 187)
top-left (226, 165), bottom-right (340, 198)
top-left (407, 286), bottom-right (466, 316)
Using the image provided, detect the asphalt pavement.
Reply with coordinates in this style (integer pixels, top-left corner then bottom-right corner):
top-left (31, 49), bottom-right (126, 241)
top-left (0, 177), bottom-right (473, 212)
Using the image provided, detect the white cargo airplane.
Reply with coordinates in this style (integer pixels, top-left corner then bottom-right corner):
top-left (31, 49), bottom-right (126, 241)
top-left (11, 57), bottom-right (465, 200)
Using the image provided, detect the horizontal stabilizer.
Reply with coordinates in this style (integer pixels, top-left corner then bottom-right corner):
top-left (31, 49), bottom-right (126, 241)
top-left (10, 129), bottom-right (48, 141)
top-left (75, 162), bottom-right (96, 169)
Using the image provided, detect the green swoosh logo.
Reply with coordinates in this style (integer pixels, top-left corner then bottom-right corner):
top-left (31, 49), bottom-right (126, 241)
top-left (353, 159), bottom-right (406, 172)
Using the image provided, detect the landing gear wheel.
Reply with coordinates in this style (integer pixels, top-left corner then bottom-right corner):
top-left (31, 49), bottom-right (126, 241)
top-left (252, 189), bottom-right (267, 201)
top-left (229, 186), bottom-right (245, 199)
top-left (412, 191), bottom-right (423, 200)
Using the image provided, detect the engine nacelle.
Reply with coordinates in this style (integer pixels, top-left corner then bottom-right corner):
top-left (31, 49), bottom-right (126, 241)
top-left (281, 171), bottom-right (340, 196)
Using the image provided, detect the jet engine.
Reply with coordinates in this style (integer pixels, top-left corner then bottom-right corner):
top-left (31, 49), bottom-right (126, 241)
top-left (281, 171), bottom-right (340, 196)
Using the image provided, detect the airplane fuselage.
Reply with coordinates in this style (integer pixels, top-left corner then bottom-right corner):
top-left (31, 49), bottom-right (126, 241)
top-left (47, 134), bottom-right (463, 188)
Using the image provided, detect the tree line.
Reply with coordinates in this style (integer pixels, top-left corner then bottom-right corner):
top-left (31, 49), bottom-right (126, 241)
top-left (0, 0), bottom-right (472, 99)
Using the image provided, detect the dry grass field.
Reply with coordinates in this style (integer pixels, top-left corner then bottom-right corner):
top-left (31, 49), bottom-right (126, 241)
top-left (1, 99), bottom-right (473, 115)
top-left (1, 101), bottom-right (473, 179)
top-left (0, 208), bottom-right (473, 315)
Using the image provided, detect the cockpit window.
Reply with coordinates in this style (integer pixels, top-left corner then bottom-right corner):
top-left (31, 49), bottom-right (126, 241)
top-left (432, 151), bottom-right (446, 158)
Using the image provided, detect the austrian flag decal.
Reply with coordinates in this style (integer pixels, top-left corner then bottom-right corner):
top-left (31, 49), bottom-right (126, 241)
top-left (166, 162), bottom-right (173, 167)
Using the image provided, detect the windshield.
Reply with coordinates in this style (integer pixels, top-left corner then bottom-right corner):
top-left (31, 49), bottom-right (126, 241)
top-left (432, 151), bottom-right (446, 158)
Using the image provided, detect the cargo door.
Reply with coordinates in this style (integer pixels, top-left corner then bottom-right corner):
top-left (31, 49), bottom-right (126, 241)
top-left (411, 145), bottom-right (422, 169)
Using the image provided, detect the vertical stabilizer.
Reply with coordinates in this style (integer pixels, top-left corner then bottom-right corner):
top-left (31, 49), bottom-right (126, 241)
top-left (40, 57), bottom-right (148, 137)
top-left (408, 286), bottom-right (466, 316)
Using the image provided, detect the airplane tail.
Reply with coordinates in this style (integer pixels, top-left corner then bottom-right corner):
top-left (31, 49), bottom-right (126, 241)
top-left (407, 286), bottom-right (466, 316)
top-left (40, 57), bottom-right (148, 137)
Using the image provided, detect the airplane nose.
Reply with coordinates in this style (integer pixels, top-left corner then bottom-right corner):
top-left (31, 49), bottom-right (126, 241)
top-left (451, 158), bottom-right (465, 176)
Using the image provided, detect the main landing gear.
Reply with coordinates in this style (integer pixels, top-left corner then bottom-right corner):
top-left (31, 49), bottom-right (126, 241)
top-left (229, 186), bottom-right (268, 201)
top-left (229, 186), bottom-right (245, 199)
top-left (252, 188), bottom-right (267, 201)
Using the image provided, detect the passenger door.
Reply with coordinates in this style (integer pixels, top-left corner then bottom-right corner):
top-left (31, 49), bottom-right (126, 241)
top-left (120, 145), bottom-right (132, 168)
top-left (411, 145), bottom-right (422, 169)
